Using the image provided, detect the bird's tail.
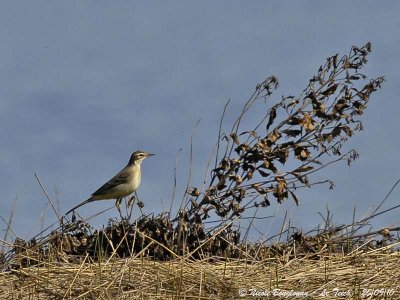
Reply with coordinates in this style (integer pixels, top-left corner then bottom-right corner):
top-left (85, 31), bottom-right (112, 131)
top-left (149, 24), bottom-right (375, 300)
top-left (65, 196), bottom-right (95, 215)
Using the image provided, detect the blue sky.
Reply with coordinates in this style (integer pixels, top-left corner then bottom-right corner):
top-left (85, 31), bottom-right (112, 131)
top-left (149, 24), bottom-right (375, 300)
top-left (0, 1), bottom-right (399, 242)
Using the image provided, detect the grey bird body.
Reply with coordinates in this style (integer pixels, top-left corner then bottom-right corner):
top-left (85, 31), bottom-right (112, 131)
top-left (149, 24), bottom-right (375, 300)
top-left (66, 150), bottom-right (154, 215)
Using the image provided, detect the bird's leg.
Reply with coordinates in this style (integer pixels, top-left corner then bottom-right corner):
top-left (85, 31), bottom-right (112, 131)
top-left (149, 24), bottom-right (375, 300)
top-left (135, 191), bottom-right (139, 202)
top-left (115, 198), bottom-right (123, 210)
top-left (128, 194), bottom-right (136, 207)
top-left (115, 198), bottom-right (125, 220)
top-left (127, 195), bottom-right (136, 220)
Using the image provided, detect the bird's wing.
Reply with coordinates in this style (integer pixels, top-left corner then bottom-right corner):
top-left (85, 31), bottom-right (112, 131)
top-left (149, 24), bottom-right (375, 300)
top-left (92, 167), bottom-right (130, 197)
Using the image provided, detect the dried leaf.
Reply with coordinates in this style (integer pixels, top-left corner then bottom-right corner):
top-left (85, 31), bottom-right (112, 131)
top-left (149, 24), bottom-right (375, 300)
top-left (234, 143), bottom-right (249, 154)
top-left (187, 187), bottom-right (200, 196)
top-left (260, 195), bottom-right (270, 207)
top-left (332, 53), bottom-right (338, 69)
top-left (230, 133), bottom-right (240, 145)
top-left (329, 180), bottom-right (335, 190)
top-left (232, 203), bottom-right (244, 215)
top-left (261, 160), bottom-right (270, 169)
top-left (289, 190), bottom-right (300, 206)
top-left (288, 116), bottom-right (301, 125)
top-left (256, 139), bottom-right (271, 152)
top-left (341, 125), bottom-right (353, 136)
top-left (353, 101), bottom-right (366, 114)
top-left (321, 83), bottom-right (338, 96)
top-left (276, 146), bottom-right (290, 164)
top-left (258, 169), bottom-right (270, 177)
top-left (217, 177), bottom-right (226, 190)
top-left (286, 98), bottom-right (299, 108)
top-left (310, 159), bottom-right (322, 165)
top-left (246, 170), bottom-right (254, 180)
top-left (290, 172), bottom-right (310, 187)
top-left (266, 107), bottom-right (277, 130)
top-left (249, 130), bottom-right (258, 137)
top-left (344, 56), bottom-right (350, 69)
top-left (273, 179), bottom-right (288, 203)
top-left (331, 126), bottom-right (342, 138)
top-left (252, 184), bottom-right (267, 196)
top-left (333, 99), bottom-right (349, 114)
top-left (235, 175), bottom-right (243, 184)
top-left (282, 129), bottom-right (302, 137)
top-left (294, 146), bottom-right (311, 161)
top-left (300, 113), bottom-right (315, 131)
top-left (293, 165), bottom-right (314, 173)
top-left (220, 158), bottom-right (229, 170)
top-left (267, 129), bottom-right (281, 143)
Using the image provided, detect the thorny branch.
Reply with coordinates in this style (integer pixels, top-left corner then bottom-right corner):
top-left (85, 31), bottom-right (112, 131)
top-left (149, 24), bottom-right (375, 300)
top-left (183, 42), bottom-right (384, 224)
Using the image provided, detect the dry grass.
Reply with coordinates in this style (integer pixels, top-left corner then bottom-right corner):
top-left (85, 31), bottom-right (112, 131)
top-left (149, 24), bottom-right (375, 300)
top-left (0, 42), bottom-right (394, 299)
top-left (1, 240), bottom-right (399, 299)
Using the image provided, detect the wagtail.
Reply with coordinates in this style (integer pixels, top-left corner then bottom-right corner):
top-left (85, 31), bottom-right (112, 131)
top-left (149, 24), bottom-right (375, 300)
top-left (66, 150), bottom-right (154, 215)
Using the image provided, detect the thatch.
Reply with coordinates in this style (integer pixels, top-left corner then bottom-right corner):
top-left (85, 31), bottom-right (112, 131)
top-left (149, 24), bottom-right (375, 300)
top-left (2, 239), bottom-right (399, 299)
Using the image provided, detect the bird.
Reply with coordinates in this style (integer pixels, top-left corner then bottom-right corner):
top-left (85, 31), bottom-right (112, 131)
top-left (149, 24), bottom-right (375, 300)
top-left (65, 150), bottom-right (154, 215)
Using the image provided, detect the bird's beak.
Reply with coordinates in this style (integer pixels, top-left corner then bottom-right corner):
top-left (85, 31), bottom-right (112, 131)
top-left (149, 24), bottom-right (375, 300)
top-left (147, 153), bottom-right (155, 157)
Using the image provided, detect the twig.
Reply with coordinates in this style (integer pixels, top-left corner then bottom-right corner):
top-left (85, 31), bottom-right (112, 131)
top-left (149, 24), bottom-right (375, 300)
top-left (34, 173), bottom-right (61, 221)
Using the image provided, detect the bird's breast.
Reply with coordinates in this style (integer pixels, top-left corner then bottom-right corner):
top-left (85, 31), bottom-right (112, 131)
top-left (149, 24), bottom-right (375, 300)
top-left (128, 166), bottom-right (141, 191)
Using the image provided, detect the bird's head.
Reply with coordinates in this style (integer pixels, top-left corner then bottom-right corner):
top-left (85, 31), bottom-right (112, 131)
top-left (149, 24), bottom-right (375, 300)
top-left (129, 150), bottom-right (155, 165)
